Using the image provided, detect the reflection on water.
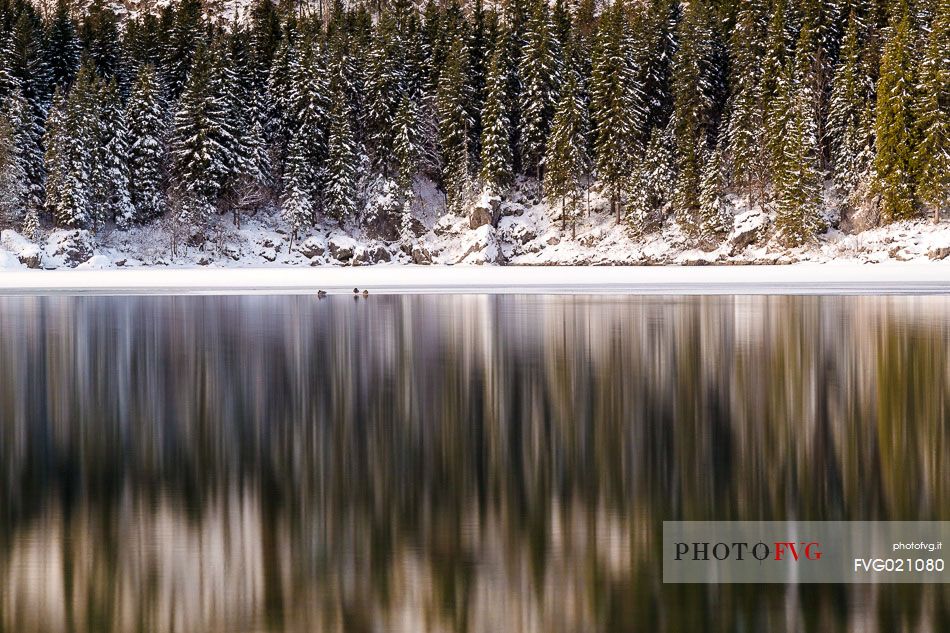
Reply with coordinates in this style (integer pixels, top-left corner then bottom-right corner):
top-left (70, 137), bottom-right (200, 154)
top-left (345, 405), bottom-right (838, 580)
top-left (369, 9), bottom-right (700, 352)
top-left (0, 294), bottom-right (948, 632)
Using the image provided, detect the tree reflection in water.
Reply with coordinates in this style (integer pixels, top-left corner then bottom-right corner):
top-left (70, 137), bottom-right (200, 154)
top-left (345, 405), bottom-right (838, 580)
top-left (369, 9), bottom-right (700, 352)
top-left (0, 295), bottom-right (947, 632)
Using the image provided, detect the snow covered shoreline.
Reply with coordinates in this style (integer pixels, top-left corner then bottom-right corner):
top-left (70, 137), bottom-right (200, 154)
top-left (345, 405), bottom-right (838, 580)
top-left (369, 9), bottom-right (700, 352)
top-left (2, 263), bottom-right (949, 296)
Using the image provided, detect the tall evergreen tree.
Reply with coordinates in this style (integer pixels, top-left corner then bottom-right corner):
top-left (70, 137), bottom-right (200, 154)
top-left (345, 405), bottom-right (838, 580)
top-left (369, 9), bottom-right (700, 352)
top-left (874, 0), bottom-right (918, 223)
top-left (590, 1), bottom-right (636, 222)
top-left (518, 0), bottom-right (559, 181)
top-left (914, 0), bottom-right (949, 221)
top-left (126, 64), bottom-right (166, 223)
top-left (171, 44), bottom-right (234, 230)
top-left (46, 0), bottom-right (80, 92)
top-left (544, 70), bottom-right (587, 234)
top-left (775, 20), bottom-right (824, 245)
top-left (437, 32), bottom-right (473, 212)
top-left (281, 128), bottom-right (313, 246)
top-left (828, 11), bottom-right (876, 205)
top-left (479, 28), bottom-right (513, 193)
top-left (725, 0), bottom-right (767, 199)
top-left (671, 0), bottom-right (717, 230)
top-left (324, 83), bottom-right (359, 224)
top-left (94, 79), bottom-right (133, 227)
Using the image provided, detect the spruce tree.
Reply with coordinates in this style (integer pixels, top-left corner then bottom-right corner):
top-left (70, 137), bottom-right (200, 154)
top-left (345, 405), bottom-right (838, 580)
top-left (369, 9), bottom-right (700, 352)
top-left (437, 32), bottom-right (473, 212)
top-left (325, 84), bottom-right (358, 225)
top-left (697, 141), bottom-right (727, 241)
top-left (0, 107), bottom-right (27, 228)
top-left (590, 1), bottom-right (635, 222)
top-left (725, 0), bottom-right (767, 199)
top-left (828, 11), bottom-right (876, 204)
top-left (543, 71), bottom-right (587, 234)
top-left (282, 129), bottom-right (313, 246)
top-left (914, 0), bottom-right (949, 221)
top-left (96, 79), bottom-right (133, 227)
top-left (874, 0), bottom-right (918, 223)
top-left (775, 21), bottom-right (824, 245)
top-left (671, 0), bottom-right (716, 230)
top-left (479, 28), bottom-right (513, 193)
top-left (46, 0), bottom-right (80, 92)
top-left (126, 64), bottom-right (166, 223)
top-left (518, 0), bottom-right (559, 182)
top-left (393, 93), bottom-right (421, 196)
top-left (170, 43), bottom-right (234, 230)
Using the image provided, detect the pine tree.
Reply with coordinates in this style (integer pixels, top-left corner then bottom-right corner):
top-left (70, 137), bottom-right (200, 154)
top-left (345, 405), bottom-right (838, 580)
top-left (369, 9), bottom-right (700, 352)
top-left (126, 64), bottom-right (166, 223)
top-left (479, 28), bottom-right (513, 193)
top-left (775, 20), bottom-right (824, 245)
top-left (325, 85), bottom-right (358, 225)
top-left (874, 0), bottom-right (918, 223)
top-left (45, 64), bottom-right (99, 229)
top-left (914, 0), bottom-right (949, 221)
top-left (828, 11), bottom-right (875, 204)
top-left (0, 107), bottom-right (28, 228)
top-left (437, 32), bottom-right (473, 212)
top-left (170, 43), bottom-right (234, 230)
top-left (46, 0), bottom-right (80, 92)
top-left (393, 93), bottom-right (421, 195)
top-left (697, 141), bottom-right (727, 241)
top-left (761, 0), bottom-right (794, 197)
top-left (95, 79), bottom-right (133, 227)
top-left (518, 0), bottom-right (559, 181)
top-left (543, 71), bottom-right (587, 234)
top-left (725, 0), bottom-right (767, 199)
top-left (282, 129), bottom-right (313, 246)
top-left (671, 0), bottom-right (716, 230)
top-left (590, 1), bottom-right (636, 222)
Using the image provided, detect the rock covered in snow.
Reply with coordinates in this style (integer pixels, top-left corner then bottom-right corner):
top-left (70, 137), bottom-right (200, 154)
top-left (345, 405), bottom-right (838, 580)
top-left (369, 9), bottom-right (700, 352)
top-left (457, 225), bottom-right (503, 264)
top-left (469, 191), bottom-right (501, 229)
top-left (728, 208), bottom-right (770, 256)
top-left (43, 230), bottom-right (95, 268)
top-left (1, 230), bottom-right (42, 268)
top-left (327, 233), bottom-right (357, 262)
top-left (296, 236), bottom-right (326, 259)
top-left (928, 246), bottom-right (950, 261)
top-left (352, 244), bottom-right (393, 265)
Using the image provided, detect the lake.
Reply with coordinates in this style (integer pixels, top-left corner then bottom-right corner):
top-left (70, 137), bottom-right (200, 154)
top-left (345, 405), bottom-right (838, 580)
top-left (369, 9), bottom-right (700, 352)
top-left (0, 294), bottom-right (947, 632)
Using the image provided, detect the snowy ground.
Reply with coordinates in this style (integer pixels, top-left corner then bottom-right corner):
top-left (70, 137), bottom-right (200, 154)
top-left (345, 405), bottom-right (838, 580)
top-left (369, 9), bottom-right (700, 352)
top-left (2, 265), bottom-right (949, 296)
top-left (2, 180), bottom-right (950, 283)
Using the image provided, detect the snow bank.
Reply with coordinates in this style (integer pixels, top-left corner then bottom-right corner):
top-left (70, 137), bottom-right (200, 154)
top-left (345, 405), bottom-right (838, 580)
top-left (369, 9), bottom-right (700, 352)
top-left (1, 263), bottom-right (948, 296)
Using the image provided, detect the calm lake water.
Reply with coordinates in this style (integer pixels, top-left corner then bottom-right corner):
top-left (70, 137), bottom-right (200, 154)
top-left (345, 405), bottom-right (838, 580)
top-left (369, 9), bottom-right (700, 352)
top-left (0, 294), bottom-right (948, 632)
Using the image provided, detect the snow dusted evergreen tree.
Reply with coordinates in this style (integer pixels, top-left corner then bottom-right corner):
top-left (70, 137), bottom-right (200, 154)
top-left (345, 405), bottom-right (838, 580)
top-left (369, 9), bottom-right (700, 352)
top-left (165, 0), bottom-right (203, 101)
top-left (171, 43), bottom-right (235, 231)
top-left (46, 0), bottom-right (80, 92)
top-left (725, 0), bottom-right (768, 200)
top-left (393, 93), bottom-right (421, 195)
top-left (914, 0), bottom-right (949, 221)
top-left (95, 79), bottom-right (133, 227)
top-left (290, 32), bottom-right (330, 201)
top-left (671, 0), bottom-right (716, 230)
top-left (874, 0), bottom-right (917, 223)
top-left (761, 0), bottom-right (794, 197)
top-left (698, 141), bottom-right (728, 241)
top-left (45, 63), bottom-right (99, 229)
top-left (544, 67), bottom-right (587, 234)
top-left (324, 82), bottom-right (358, 225)
top-left (775, 20), bottom-right (824, 245)
top-left (0, 107), bottom-right (28, 228)
top-left (828, 11), bottom-right (875, 205)
top-left (10, 13), bottom-right (49, 213)
top-left (590, 1), bottom-right (635, 222)
top-left (479, 28), bottom-right (513, 193)
top-left (518, 0), bottom-right (559, 183)
top-left (282, 129), bottom-right (313, 246)
top-left (126, 64), bottom-right (166, 223)
top-left (437, 32), bottom-right (473, 212)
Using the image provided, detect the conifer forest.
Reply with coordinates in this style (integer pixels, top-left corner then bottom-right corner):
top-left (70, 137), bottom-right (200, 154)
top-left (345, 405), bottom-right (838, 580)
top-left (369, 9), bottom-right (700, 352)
top-left (0, 0), bottom-right (947, 258)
